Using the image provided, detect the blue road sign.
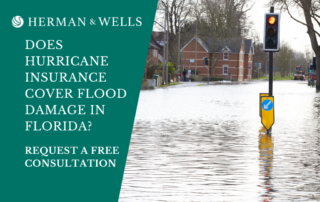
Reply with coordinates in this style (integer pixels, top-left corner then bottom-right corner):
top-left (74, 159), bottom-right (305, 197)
top-left (262, 99), bottom-right (274, 111)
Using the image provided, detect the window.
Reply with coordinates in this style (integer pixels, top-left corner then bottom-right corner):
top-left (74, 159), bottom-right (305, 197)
top-left (239, 66), bottom-right (243, 76)
top-left (249, 54), bottom-right (251, 61)
top-left (240, 52), bottom-right (243, 61)
top-left (223, 65), bottom-right (228, 75)
top-left (153, 49), bottom-right (157, 57)
top-left (223, 52), bottom-right (229, 60)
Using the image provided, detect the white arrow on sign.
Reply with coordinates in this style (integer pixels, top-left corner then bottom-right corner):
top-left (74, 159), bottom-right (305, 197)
top-left (264, 101), bottom-right (272, 110)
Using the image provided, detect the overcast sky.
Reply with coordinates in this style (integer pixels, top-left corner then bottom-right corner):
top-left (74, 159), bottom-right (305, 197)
top-left (248, 1), bottom-right (318, 54)
top-left (154, 1), bottom-right (319, 55)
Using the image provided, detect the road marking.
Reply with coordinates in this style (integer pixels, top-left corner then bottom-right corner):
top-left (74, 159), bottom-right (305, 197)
top-left (264, 101), bottom-right (272, 109)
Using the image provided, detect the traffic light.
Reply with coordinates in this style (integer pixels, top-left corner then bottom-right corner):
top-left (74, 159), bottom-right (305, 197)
top-left (263, 13), bottom-right (280, 52)
top-left (203, 56), bottom-right (208, 66)
top-left (313, 57), bottom-right (316, 70)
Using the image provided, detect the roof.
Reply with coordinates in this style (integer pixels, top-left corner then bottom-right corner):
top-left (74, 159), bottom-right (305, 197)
top-left (151, 31), bottom-right (165, 48)
top-left (244, 39), bottom-right (254, 55)
top-left (149, 43), bottom-right (161, 50)
top-left (152, 31), bottom-right (164, 42)
top-left (181, 37), bottom-right (254, 54)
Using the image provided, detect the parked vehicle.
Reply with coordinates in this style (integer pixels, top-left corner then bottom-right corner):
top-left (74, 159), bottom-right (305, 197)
top-left (294, 71), bottom-right (305, 81)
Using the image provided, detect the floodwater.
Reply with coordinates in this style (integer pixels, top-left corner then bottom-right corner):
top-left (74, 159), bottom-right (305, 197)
top-left (120, 80), bottom-right (320, 202)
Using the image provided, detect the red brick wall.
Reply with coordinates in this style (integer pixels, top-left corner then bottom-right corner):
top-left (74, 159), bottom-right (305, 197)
top-left (181, 39), bottom-right (211, 75)
top-left (243, 47), bottom-right (253, 80)
top-left (213, 51), bottom-right (241, 80)
top-left (181, 38), bottom-right (253, 81)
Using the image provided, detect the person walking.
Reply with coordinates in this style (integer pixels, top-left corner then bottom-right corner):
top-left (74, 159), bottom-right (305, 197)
top-left (183, 69), bottom-right (187, 82)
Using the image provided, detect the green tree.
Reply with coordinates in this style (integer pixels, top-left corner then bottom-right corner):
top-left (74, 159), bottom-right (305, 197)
top-left (160, 62), bottom-right (175, 79)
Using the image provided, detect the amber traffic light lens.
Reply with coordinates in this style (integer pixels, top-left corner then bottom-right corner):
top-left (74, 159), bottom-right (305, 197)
top-left (268, 17), bottom-right (276, 25)
top-left (267, 28), bottom-right (276, 36)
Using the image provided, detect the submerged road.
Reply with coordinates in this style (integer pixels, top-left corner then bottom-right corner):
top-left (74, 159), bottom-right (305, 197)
top-left (120, 80), bottom-right (320, 201)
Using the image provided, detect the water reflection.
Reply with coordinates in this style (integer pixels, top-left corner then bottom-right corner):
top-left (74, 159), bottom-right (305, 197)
top-left (259, 127), bottom-right (275, 201)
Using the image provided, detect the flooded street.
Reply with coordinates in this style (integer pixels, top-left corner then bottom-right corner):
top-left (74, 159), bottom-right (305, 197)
top-left (120, 81), bottom-right (320, 201)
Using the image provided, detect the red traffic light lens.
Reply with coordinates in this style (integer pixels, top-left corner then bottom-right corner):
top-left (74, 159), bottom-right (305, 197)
top-left (268, 17), bottom-right (276, 25)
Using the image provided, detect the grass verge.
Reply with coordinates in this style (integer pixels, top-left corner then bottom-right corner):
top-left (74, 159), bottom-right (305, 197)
top-left (159, 82), bottom-right (183, 87)
top-left (252, 76), bottom-right (294, 81)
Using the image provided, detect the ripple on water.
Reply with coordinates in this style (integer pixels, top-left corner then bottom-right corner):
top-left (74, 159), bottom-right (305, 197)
top-left (120, 81), bottom-right (320, 201)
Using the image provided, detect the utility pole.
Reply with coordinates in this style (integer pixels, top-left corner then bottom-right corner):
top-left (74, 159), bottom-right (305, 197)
top-left (162, 7), bottom-right (166, 85)
top-left (195, 0), bottom-right (198, 76)
top-left (166, 7), bottom-right (169, 85)
top-left (177, 17), bottom-right (180, 82)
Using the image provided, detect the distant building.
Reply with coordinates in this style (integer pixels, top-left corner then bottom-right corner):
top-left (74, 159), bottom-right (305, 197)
top-left (147, 43), bottom-right (162, 65)
top-left (180, 37), bottom-right (254, 81)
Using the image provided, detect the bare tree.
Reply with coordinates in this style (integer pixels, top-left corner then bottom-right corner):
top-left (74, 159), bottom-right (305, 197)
top-left (268, 0), bottom-right (320, 90)
top-left (154, 0), bottom-right (193, 68)
top-left (197, 0), bottom-right (254, 75)
top-left (252, 32), bottom-right (269, 78)
top-left (274, 42), bottom-right (295, 77)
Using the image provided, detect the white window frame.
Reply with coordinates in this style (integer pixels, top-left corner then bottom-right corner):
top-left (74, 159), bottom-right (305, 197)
top-left (223, 65), bottom-right (229, 75)
top-left (240, 52), bottom-right (243, 61)
top-left (223, 51), bottom-right (229, 60)
top-left (239, 66), bottom-right (243, 76)
top-left (153, 49), bottom-right (157, 57)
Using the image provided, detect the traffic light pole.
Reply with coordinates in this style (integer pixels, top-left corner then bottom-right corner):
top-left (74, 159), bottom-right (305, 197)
top-left (261, 7), bottom-right (278, 134)
top-left (269, 52), bottom-right (273, 96)
top-left (203, 56), bottom-right (209, 84)
top-left (268, 7), bottom-right (274, 134)
top-left (269, 6), bottom-right (274, 97)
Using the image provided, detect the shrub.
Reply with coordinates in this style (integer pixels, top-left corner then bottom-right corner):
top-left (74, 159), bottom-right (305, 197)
top-left (188, 77), bottom-right (195, 81)
top-left (144, 64), bottom-right (157, 79)
top-left (190, 75), bottom-right (201, 81)
top-left (191, 69), bottom-right (198, 75)
top-left (201, 77), bottom-right (224, 81)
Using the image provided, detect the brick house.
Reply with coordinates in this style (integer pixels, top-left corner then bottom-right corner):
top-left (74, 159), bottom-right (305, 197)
top-left (180, 37), bottom-right (254, 81)
top-left (147, 43), bottom-right (162, 65)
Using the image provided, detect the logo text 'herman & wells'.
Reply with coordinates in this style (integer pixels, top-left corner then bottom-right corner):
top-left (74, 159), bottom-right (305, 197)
top-left (28, 17), bottom-right (142, 27)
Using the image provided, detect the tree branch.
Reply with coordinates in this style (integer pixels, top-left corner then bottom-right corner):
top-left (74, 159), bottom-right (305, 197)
top-left (284, 1), bottom-right (320, 38)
